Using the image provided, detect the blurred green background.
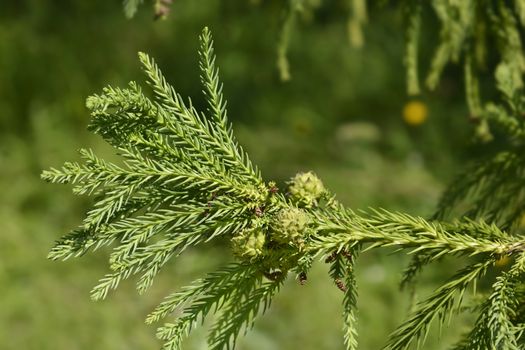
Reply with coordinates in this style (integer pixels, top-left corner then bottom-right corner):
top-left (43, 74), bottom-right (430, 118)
top-left (0, 1), bottom-right (492, 349)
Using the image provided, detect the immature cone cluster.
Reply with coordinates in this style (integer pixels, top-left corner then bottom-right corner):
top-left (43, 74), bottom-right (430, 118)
top-left (288, 171), bottom-right (326, 207)
top-left (231, 227), bottom-right (266, 262)
top-left (271, 207), bottom-right (310, 247)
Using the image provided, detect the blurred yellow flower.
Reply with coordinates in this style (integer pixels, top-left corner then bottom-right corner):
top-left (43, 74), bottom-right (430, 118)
top-left (495, 255), bottom-right (511, 267)
top-left (403, 100), bottom-right (428, 126)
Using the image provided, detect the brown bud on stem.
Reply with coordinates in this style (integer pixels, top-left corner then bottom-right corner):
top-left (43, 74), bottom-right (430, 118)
top-left (335, 278), bottom-right (347, 292)
top-left (298, 272), bottom-right (307, 285)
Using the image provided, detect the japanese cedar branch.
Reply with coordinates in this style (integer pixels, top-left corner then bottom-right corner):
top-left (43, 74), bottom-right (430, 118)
top-left (42, 28), bottom-right (525, 350)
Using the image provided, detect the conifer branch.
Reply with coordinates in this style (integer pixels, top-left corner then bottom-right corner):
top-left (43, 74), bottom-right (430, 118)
top-left (207, 279), bottom-right (283, 350)
top-left (311, 208), bottom-right (521, 259)
top-left (403, 0), bottom-right (422, 96)
top-left (43, 27), bottom-right (525, 349)
top-left (385, 260), bottom-right (493, 350)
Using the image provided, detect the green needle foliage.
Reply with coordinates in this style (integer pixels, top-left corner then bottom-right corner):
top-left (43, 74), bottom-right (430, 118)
top-left (433, 63), bottom-right (525, 230)
top-left (43, 27), bottom-right (525, 349)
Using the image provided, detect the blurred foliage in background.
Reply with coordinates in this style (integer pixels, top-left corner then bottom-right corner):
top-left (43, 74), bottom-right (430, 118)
top-left (0, 1), bottom-right (493, 349)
